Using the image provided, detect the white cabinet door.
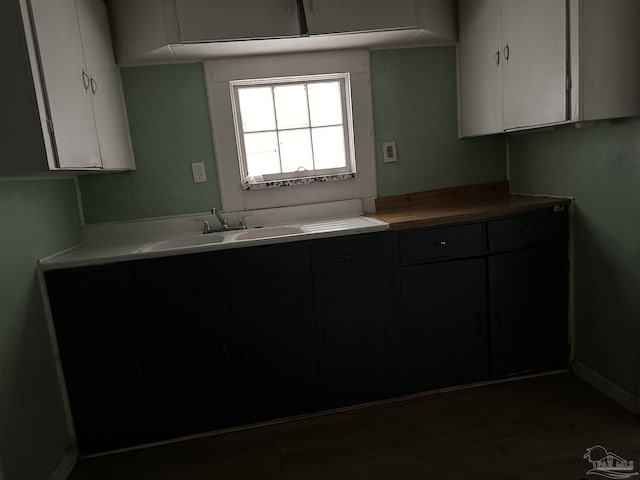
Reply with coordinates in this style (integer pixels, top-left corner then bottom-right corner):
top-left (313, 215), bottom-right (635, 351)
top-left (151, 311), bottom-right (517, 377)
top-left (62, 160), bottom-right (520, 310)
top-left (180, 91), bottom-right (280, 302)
top-left (502, 0), bottom-right (567, 130)
top-left (76, 0), bottom-right (133, 170)
top-left (29, 0), bottom-right (101, 168)
top-left (458, 0), bottom-right (503, 137)
top-left (303, 0), bottom-right (418, 34)
top-left (176, 0), bottom-right (300, 42)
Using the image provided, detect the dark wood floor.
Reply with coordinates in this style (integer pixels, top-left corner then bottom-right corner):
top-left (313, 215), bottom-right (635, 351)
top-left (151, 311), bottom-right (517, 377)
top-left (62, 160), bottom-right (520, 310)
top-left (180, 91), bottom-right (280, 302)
top-left (70, 373), bottom-right (640, 480)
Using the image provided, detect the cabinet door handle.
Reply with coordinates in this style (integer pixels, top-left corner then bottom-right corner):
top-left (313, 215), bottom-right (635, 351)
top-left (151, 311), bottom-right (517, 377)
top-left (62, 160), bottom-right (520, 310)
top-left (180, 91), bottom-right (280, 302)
top-left (90, 77), bottom-right (98, 95)
top-left (336, 252), bottom-right (359, 260)
top-left (504, 44), bottom-right (510, 62)
top-left (495, 50), bottom-right (500, 66)
top-left (433, 240), bottom-right (448, 247)
top-left (221, 344), bottom-right (230, 361)
top-left (82, 70), bottom-right (90, 92)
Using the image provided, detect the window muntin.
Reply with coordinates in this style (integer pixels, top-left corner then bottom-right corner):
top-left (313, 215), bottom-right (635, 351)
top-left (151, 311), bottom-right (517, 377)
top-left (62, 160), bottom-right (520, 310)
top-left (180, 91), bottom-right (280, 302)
top-left (230, 73), bottom-right (356, 187)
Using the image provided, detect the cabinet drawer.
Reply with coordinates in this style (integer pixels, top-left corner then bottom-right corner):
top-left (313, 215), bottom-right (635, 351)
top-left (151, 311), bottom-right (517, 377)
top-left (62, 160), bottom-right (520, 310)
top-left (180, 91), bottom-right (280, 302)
top-left (399, 223), bottom-right (484, 264)
top-left (488, 210), bottom-right (568, 251)
top-left (311, 234), bottom-right (385, 273)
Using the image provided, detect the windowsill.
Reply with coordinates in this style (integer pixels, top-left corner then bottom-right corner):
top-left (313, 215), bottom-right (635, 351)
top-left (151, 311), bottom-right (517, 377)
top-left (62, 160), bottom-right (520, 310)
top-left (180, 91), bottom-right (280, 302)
top-left (242, 172), bottom-right (357, 191)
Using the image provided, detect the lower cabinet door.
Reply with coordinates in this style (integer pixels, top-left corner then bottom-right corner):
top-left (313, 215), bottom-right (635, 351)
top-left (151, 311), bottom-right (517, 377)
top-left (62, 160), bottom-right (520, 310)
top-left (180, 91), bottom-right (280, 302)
top-left (394, 258), bottom-right (489, 394)
top-left (147, 282), bottom-right (241, 439)
top-left (233, 274), bottom-right (320, 423)
top-left (47, 267), bottom-right (156, 454)
top-left (313, 269), bottom-right (390, 409)
top-left (489, 245), bottom-right (569, 377)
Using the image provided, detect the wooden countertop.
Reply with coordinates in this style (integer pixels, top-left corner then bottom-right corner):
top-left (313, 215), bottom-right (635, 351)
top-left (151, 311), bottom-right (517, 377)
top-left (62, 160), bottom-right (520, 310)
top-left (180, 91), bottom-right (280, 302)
top-left (370, 181), bottom-right (571, 230)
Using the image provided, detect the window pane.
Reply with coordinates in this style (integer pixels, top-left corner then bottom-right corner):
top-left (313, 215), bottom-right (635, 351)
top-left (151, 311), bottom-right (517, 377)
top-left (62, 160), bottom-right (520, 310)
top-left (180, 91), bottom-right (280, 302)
top-left (237, 87), bottom-right (276, 132)
top-left (274, 84), bottom-right (310, 130)
top-left (244, 132), bottom-right (281, 176)
top-left (279, 129), bottom-right (314, 173)
top-left (308, 81), bottom-right (343, 127)
top-left (312, 126), bottom-right (347, 170)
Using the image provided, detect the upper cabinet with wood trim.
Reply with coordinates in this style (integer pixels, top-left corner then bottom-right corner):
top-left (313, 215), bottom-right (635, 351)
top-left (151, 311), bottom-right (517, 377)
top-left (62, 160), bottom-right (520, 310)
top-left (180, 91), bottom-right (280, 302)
top-left (458, 0), bottom-right (640, 138)
top-left (0, 0), bottom-right (134, 174)
top-left (108, 0), bottom-right (457, 66)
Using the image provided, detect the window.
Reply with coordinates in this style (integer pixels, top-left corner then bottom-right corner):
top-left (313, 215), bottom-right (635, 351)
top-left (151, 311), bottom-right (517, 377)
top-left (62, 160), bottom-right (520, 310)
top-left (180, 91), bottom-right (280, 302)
top-left (205, 50), bottom-right (376, 212)
top-left (229, 73), bottom-right (356, 189)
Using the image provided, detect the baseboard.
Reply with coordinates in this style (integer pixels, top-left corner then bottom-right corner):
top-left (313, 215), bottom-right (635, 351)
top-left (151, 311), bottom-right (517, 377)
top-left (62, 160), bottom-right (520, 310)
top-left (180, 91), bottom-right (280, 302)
top-left (50, 447), bottom-right (78, 480)
top-left (572, 361), bottom-right (639, 414)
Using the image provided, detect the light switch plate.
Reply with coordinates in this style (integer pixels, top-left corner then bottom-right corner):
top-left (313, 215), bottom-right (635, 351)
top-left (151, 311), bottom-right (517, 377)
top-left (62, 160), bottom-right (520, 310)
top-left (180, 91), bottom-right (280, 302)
top-left (192, 162), bottom-right (207, 183)
top-left (382, 141), bottom-right (398, 163)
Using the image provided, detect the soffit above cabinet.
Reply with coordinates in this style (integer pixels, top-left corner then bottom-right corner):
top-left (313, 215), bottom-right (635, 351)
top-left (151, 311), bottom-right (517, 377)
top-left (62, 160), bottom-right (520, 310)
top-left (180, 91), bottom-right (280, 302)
top-left (107, 0), bottom-right (457, 66)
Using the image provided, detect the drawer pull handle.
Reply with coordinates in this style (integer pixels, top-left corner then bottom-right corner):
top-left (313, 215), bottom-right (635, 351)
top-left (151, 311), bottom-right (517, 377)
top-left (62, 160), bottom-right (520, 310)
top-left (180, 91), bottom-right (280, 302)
top-left (221, 344), bottom-right (230, 361)
top-left (433, 240), bottom-right (448, 247)
top-left (336, 252), bottom-right (359, 260)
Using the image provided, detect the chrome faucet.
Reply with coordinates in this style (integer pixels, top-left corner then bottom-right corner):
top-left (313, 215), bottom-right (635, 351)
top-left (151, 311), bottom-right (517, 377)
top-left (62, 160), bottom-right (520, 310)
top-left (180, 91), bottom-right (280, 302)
top-left (199, 208), bottom-right (250, 234)
top-left (212, 208), bottom-right (229, 230)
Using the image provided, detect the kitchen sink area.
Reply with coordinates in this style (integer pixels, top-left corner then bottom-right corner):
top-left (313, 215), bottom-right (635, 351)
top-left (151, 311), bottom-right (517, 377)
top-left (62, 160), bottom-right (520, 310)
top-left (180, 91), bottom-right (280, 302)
top-left (39, 200), bottom-right (389, 270)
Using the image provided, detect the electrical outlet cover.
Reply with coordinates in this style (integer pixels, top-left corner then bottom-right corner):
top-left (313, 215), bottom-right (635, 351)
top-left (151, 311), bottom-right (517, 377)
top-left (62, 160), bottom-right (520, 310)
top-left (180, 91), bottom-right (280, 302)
top-left (382, 141), bottom-right (398, 163)
top-left (192, 162), bottom-right (207, 183)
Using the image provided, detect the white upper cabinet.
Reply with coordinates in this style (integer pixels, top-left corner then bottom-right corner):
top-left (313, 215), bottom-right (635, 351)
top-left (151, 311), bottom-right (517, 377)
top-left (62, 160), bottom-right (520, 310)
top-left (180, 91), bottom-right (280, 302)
top-left (76, 0), bottom-right (134, 170)
top-left (579, 0), bottom-right (640, 122)
top-left (501, 0), bottom-right (567, 130)
top-left (458, 0), bottom-right (503, 137)
top-left (0, 0), bottom-right (134, 174)
top-left (176, 0), bottom-right (300, 42)
top-left (458, 0), bottom-right (640, 137)
top-left (108, 0), bottom-right (457, 66)
top-left (303, 0), bottom-right (418, 35)
top-left (29, 0), bottom-right (102, 169)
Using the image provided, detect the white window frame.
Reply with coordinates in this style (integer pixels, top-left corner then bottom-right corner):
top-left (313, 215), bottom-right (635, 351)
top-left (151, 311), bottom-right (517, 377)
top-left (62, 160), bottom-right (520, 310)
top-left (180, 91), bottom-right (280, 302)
top-left (230, 73), bottom-right (357, 187)
top-left (204, 50), bottom-right (377, 213)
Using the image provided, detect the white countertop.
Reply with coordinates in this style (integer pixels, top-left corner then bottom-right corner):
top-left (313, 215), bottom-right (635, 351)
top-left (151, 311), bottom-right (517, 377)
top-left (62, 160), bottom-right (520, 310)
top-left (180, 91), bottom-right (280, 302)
top-left (40, 200), bottom-right (389, 271)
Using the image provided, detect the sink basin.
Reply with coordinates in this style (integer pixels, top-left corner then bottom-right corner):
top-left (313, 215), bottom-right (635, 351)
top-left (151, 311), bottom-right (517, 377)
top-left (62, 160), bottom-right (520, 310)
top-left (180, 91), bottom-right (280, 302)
top-left (144, 234), bottom-right (224, 251)
top-left (230, 225), bottom-right (305, 241)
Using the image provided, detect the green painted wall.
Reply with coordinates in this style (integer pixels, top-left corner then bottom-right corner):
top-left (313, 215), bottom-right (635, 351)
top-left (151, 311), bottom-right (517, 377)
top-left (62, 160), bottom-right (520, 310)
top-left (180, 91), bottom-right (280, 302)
top-left (79, 48), bottom-right (506, 224)
top-left (0, 179), bottom-right (82, 480)
top-left (79, 63), bottom-right (221, 224)
top-left (510, 118), bottom-right (640, 395)
top-left (371, 47), bottom-right (505, 197)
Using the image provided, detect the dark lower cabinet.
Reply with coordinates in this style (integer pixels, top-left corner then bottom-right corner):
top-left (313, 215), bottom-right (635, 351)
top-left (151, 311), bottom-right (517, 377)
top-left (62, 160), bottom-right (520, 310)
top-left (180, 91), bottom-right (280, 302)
top-left (47, 267), bottom-right (157, 454)
top-left (394, 258), bottom-right (489, 394)
top-left (313, 269), bottom-right (390, 408)
top-left (144, 283), bottom-right (241, 440)
top-left (135, 252), bottom-right (241, 443)
top-left (233, 272), bottom-right (319, 423)
top-left (45, 211), bottom-right (570, 455)
top-left (489, 245), bottom-right (569, 377)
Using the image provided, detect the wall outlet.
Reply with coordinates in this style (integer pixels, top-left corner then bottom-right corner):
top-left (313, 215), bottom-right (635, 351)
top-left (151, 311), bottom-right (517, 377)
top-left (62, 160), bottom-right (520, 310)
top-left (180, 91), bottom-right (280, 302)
top-left (191, 162), bottom-right (207, 183)
top-left (382, 141), bottom-right (398, 163)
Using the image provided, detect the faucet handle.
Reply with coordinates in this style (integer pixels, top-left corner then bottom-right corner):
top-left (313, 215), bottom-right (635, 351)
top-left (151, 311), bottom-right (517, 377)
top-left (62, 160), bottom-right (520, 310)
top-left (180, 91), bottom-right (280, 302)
top-left (196, 218), bottom-right (212, 234)
top-left (239, 214), bottom-right (252, 229)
